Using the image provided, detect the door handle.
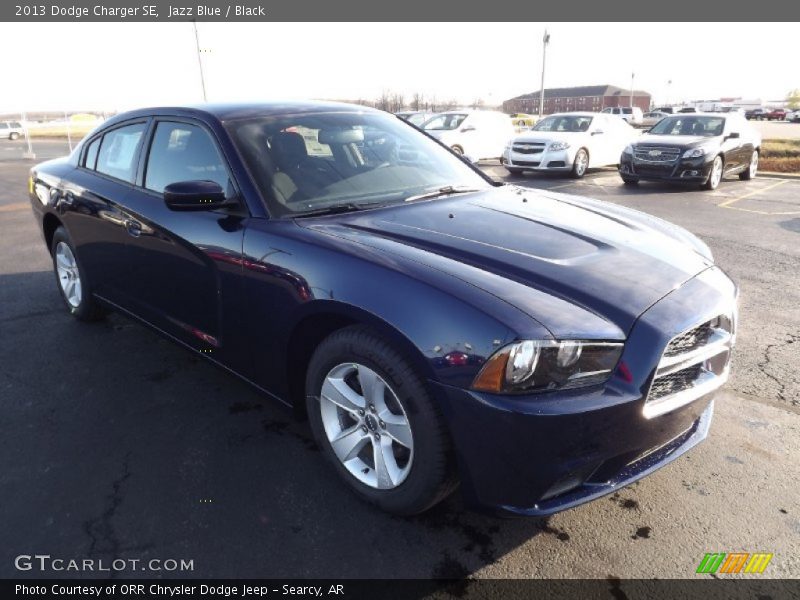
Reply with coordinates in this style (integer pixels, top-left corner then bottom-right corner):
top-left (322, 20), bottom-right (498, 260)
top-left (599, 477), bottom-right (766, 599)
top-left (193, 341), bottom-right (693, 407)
top-left (125, 219), bottom-right (142, 237)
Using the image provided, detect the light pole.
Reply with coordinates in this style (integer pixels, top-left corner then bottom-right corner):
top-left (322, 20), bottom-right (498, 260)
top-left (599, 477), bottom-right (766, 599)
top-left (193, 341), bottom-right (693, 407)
top-left (630, 72), bottom-right (635, 108)
top-left (538, 29), bottom-right (550, 118)
top-left (192, 20), bottom-right (208, 102)
top-left (667, 79), bottom-right (672, 106)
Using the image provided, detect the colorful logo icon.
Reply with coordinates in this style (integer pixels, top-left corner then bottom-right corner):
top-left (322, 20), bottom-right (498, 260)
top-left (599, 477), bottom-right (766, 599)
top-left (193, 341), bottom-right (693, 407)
top-left (696, 553), bottom-right (773, 574)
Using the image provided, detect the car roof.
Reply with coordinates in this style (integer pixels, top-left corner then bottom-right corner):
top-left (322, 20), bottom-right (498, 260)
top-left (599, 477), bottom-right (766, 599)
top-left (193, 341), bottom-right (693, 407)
top-left (103, 101), bottom-right (382, 126)
top-left (545, 112), bottom-right (599, 117)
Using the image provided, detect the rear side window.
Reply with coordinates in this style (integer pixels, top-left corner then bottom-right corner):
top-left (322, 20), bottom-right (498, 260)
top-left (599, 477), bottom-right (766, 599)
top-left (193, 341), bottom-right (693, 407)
top-left (145, 121), bottom-right (230, 193)
top-left (96, 123), bottom-right (146, 182)
top-left (0, 123), bottom-right (8, 130)
top-left (84, 137), bottom-right (101, 169)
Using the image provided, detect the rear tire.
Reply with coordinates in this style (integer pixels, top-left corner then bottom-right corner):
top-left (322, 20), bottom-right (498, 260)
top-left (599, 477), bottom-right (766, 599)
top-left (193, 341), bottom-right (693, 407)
top-left (9, 132), bottom-right (19, 140)
top-left (51, 227), bottom-right (107, 322)
top-left (739, 150), bottom-right (758, 180)
top-left (305, 325), bottom-right (457, 515)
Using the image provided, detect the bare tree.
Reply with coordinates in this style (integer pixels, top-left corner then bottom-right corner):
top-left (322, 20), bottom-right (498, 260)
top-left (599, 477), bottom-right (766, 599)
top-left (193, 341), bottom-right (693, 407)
top-left (411, 92), bottom-right (424, 111)
top-left (442, 98), bottom-right (459, 110)
top-left (390, 92), bottom-right (405, 113)
top-left (471, 98), bottom-right (485, 109)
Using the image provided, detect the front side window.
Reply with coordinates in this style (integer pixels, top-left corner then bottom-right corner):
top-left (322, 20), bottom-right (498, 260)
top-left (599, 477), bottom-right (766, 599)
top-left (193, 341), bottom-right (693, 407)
top-left (422, 114), bottom-right (468, 131)
top-left (227, 111), bottom-right (490, 217)
top-left (96, 123), bottom-right (146, 182)
top-left (145, 122), bottom-right (230, 193)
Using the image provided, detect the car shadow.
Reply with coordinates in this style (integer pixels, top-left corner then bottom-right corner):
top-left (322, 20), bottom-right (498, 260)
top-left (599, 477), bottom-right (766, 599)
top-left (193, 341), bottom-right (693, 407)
top-left (0, 271), bottom-right (561, 580)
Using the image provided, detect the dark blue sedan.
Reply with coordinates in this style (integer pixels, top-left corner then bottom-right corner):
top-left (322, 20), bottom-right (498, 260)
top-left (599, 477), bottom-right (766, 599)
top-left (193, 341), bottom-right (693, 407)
top-left (28, 102), bottom-right (738, 516)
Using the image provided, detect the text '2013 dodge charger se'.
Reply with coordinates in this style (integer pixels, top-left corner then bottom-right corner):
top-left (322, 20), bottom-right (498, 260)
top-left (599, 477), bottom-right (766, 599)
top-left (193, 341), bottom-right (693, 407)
top-left (29, 102), bottom-right (738, 516)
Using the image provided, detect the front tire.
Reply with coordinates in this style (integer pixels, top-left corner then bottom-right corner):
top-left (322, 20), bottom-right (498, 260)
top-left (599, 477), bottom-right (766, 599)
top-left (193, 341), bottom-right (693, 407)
top-left (704, 155), bottom-right (724, 190)
top-left (51, 227), bottom-right (107, 321)
top-left (621, 175), bottom-right (639, 185)
top-left (506, 167), bottom-right (524, 175)
top-left (305, 325), bottom-right (456, 515)
top-left (739, 150), bottom-right (758, 180)
top-left (570, 148), bottom-right (589, 178)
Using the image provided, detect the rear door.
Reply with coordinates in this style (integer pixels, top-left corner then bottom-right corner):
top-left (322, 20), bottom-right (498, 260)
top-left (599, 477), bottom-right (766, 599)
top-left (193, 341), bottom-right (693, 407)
top-left (62, 120), bottom-right (148, 305)
top-left (119, 117), bottom-right (248, 364)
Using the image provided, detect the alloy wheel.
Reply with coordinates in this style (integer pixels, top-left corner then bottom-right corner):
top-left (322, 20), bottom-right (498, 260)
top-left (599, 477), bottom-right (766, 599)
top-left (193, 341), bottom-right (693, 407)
top-left (574, 150), bottom-right (588, 176)
top-left (749, 151), bottom-right (758, 178)
top-left (709, 157), bottom-right (723, 189)
top-left (55, 242), bottom-right (82, 308)
top-left (319, 363), bottom-right (414, 490)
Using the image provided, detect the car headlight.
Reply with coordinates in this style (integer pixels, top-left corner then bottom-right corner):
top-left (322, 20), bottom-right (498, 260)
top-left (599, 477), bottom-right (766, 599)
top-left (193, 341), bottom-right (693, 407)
top-left (623, 144), bottom-right (634, 154)
top-left (472, 340), bottom-right (624, 394)
top-left (549, 141), bottom-right (570, 151)
top-left (683, 147), bottom-right (710, 158)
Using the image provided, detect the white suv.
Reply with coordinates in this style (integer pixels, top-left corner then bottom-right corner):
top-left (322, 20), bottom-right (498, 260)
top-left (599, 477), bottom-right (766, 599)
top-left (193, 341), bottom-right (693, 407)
top-left (601, 106), bottom-right (643, 127)
top-left (0, 121), bottom-right (25, 140)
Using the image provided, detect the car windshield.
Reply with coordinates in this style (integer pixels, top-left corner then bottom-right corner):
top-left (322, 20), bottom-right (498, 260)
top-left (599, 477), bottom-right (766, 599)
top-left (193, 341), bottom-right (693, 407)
top-left (227, 111), bottom-right (490, 217)
top-left (533, 115), bottom-right (593, 132)
top-left (648, 116), bottom-right (725, 137)
top-left (422, 114), bottom-right (467, 131)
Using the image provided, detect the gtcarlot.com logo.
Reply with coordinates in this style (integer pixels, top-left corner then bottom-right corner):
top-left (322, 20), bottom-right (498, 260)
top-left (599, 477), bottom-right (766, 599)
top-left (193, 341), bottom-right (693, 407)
top-left (14, 554), bottom-right (194, 573)
top-left (696, 552), bottom-right (773, 574)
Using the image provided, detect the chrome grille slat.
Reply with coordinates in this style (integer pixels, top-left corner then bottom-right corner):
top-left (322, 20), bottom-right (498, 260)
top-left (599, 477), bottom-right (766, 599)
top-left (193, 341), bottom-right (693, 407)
top-left (633, 146), bottom-right (681, 163)
top-left (644, 315), bottom-right (735, 419)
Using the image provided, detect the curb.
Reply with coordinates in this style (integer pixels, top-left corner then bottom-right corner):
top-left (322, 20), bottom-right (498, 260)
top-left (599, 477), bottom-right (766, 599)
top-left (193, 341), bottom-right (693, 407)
top-left (757, 171), bottom-right (800, 180)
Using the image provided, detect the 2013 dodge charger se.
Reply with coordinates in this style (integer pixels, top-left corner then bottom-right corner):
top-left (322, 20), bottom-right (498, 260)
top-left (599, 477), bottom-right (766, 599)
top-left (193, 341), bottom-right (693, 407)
top-left (28, 102), bottom-right (738, 516)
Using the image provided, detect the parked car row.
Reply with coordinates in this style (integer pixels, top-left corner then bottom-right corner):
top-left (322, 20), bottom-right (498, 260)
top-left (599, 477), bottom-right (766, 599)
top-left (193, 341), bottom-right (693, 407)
top-left (746, 107), bottom-right (789, 121)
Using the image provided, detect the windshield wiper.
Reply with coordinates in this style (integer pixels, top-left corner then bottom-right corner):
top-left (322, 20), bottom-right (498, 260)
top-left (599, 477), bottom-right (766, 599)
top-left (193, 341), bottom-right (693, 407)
top-left (292, 201), bottom-right (386, 218)
top-left (404, 185), bottom-right (480, 203)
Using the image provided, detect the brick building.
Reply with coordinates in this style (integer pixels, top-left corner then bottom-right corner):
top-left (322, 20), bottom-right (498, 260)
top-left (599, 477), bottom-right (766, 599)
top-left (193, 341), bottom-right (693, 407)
top-left (503, 85), bottom-right (652, 115)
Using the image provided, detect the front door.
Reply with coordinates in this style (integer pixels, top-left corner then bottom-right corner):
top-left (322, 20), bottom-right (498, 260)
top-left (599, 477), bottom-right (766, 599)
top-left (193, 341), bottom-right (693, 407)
top-left (118, 118), bottom-right (247, 365)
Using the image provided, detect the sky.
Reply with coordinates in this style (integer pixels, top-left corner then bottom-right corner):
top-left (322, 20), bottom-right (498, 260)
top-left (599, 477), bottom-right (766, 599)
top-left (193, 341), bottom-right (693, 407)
top-left (0, 22), bottom-right (794, 113)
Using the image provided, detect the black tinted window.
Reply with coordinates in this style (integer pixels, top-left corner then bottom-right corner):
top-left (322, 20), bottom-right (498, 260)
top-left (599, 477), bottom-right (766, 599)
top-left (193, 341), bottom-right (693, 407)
top-left (145, 122), bottom-right (230, 193)
top-left (84, 137), bottom-right (100, 169)
top-left (96, 123), bottom-right (146, 182)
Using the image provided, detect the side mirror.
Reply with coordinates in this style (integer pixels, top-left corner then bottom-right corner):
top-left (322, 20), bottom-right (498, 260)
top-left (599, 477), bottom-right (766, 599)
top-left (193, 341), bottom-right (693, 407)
top-left (460, 125), bottom-right (476, 132)
top-left (726, 132), bottom-right (740, 140)
top-left (591, 129), bottom-right (604, 136)
top-left (164, 180), bottom-right (232, 211)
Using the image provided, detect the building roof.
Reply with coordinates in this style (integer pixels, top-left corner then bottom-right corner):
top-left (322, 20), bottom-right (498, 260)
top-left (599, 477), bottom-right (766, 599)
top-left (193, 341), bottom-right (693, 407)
top-left (507, 85), bottom-right (651, 100)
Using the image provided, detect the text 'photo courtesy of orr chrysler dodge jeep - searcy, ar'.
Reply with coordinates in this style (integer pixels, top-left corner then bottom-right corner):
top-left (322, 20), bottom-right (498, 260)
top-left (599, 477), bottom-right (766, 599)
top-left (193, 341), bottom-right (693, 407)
top-left (28, 101), bottom-right (739, 516)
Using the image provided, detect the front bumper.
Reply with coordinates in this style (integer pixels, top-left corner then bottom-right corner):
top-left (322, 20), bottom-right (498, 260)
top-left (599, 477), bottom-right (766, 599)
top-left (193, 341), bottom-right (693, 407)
top-left (503, 147), bottom-right (574, 171)
top-left (619, 153), bottom-right (713, 183)
top-left (432, 267), bottom-right (736, 516)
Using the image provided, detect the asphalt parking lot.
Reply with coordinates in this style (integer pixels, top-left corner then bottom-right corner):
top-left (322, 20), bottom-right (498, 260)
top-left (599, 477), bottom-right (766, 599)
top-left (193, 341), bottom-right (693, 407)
top-left (1, 139), bottom-right (799, 580)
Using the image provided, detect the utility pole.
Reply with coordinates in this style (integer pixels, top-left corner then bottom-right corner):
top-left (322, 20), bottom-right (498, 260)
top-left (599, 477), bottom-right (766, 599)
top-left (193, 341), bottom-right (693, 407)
top-left (630, 72), bottom-right (635, 108)
top-left (538, 29), bottom-right (550, 118)
top-left (192, 21), bottom-right (208, 102)
top-left (667, 79), bottom-right (672, 106)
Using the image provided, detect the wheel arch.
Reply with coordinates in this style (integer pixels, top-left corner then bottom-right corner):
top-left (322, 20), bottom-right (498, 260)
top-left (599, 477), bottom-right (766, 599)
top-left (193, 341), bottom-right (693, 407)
top-left (42, 212), bottom-right (63, 252)
top-left (285, 301), bottom-right (437, 419)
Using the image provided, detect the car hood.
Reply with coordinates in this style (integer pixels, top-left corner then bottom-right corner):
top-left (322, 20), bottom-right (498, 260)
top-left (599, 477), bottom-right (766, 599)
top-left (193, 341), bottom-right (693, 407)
top-left (512, 131), bottom-right (587, 144)
top-left (299, 186), bottom-right (714, 336)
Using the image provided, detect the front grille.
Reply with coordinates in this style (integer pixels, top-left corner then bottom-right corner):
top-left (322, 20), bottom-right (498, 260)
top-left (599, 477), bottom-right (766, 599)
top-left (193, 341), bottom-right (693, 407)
top-left (512, 160), bottom-right (541, 167)
top-left (664, 321), bottom-right (714, 357)
top-left (648, 364), bottom-right (703, 401)
top-left (633, 165), bottom-right (674, 177)
top-left (634, 146), bottom-right (681, 163)
top-left (644, 314), bottom-right (735, 418)
top-left (512, 143), bottom-right (545, 155)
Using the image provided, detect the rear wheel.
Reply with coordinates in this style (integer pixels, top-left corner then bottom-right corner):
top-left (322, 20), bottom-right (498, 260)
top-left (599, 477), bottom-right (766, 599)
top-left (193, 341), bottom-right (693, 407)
top-left (739, 150), bottom-right (758, 180)
top-left (9, 132), bottom-right (19, 140)
top-left (51, 227), bottom-right (107, 321)
top-left (570, 148), bottom-right (589, 178)
top-left (703, 156), bottom-right (724, 190)
top-left (305, 326), bottom-right (456, 515)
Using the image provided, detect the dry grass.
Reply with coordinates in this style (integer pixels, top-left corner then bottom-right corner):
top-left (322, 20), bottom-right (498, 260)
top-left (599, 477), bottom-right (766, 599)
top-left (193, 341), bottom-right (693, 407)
top-left (760, 139), bottom-right (800, 173)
